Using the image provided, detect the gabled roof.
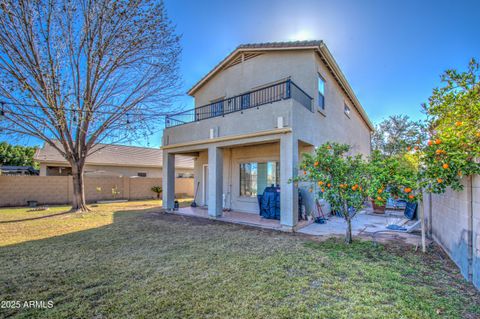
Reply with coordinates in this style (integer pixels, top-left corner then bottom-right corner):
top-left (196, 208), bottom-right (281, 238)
top-left (187, 40), bottom-right (373, 131)
top-left (34, 142), bottom-right (194, 169)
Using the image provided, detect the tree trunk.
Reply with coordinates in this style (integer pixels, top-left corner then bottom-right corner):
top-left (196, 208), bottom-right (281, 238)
top-left (343, 201), bottom-right (353, 244)
top-left (345, 217), bottom-right (353, 244)
top-left (71, 164), bottom-right (89, 212)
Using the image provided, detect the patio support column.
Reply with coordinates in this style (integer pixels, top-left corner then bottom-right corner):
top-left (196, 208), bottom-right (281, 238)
top-left (208, 145), bottom-right (223, 217)
top-left (280, 133), bottom-right (299, 230)
top-left (162, 150), bottom-right (175, 210)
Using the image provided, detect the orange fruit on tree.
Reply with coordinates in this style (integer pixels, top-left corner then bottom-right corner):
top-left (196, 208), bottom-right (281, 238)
top-left (404, 187), bottom-right (412, 193)
top-left (314, 161), bottom-right (319, 167)
top-left (435, 139), bottom-right (441, 144)
top-left (377, 189), bottom-right (383, 194)
top-left (327, 183), bottom-right (331, 187)
top-left (428, 140), bottom-right (433, 146)
top-left (303, 171), bottom-right (307, 175)
top-left (435, 149), bottom-right (444, 155)
top-left (442, 163), bottom-right (449, 169)
top-left (455, 121), bottom-right (463, 126)
top-left (376, 196), bottom-right (383, 201)
top-left (437, 178), bottom-right (443, 183)
top-left (408, 194), bottom-right (415, 200)
top-left (318, 181), bottom-right (324, 186)
top-left (321, 188), bottom-right (325, 192)
top-left (407, 146), bottom-right (411, 151)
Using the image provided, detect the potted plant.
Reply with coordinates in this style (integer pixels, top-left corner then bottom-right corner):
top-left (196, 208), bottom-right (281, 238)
top-left (151, 186), bottom-right (162, 200)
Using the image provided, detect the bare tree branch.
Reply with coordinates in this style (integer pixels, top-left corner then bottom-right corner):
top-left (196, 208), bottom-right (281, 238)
top-left (0, 0), bottom-right (181, 210)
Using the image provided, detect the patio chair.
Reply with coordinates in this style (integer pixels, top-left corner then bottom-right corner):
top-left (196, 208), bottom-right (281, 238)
top-left (371, 218), bottom-right (421, 244)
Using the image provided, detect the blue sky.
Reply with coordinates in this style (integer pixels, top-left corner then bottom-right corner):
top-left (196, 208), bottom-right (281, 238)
top-left (7, 0), bottom-right (480, 147)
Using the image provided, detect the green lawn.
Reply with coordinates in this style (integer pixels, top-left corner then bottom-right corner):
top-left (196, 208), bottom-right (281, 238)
top-left (0, 202), bottom-right (478, 318)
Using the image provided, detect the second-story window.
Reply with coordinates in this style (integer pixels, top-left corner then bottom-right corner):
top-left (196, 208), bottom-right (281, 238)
top-left (318, 75), bottom-right (325, 110)
top-left (344, 104), bottom-right (351, 117)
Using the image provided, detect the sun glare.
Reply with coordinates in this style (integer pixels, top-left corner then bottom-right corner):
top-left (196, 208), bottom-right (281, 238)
top-left (289, 30), bottom-right (314, 41)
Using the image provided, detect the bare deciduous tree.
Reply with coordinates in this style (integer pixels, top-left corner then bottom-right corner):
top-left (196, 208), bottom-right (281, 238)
top-left (0, 0), bottom-right (181, 211)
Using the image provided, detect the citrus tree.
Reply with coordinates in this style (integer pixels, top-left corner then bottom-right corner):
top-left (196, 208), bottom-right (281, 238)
top-left (293, 143), bottom-right (370, 243)
top-left (422, 58), bottom-right (480, 193)
top-left (367, 150), bottom-right (421, 206)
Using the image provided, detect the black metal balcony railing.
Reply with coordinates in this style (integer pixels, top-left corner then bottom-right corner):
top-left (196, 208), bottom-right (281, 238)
top-left (165, 80), bottom-right (313, 128)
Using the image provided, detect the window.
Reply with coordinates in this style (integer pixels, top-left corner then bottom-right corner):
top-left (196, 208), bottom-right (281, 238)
top-left (344, 104), bottom-right (351, 117)
top-left (137, 172), bottom-right (147, 177)
top-left (176, 172), bottom-right (194, 178)
top-left (318, 75), bottom-right (325, 110)
top-left (240, 161), bottom-right (279, 197)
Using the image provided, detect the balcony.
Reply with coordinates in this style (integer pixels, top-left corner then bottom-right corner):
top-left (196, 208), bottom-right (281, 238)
top-left (165, 80), bottom-right (312, 128)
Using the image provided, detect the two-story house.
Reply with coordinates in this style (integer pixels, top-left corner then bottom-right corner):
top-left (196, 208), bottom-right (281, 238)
top-left (162, 41), bottom-right (373, 231)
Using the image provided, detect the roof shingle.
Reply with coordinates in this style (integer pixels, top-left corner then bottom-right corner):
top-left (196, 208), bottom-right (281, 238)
top-left (34, 142), bottom-right (194, 169)
top-left (237, 40), bottom-right (323, 49)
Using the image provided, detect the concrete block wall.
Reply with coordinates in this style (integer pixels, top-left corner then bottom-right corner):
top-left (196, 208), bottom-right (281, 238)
top-left (0, 176), bottom-right (194, 207)
top-left (472, 175), bottom-right (480, 289)
top-left (0, 176), bottom-right (71, 206)
top-left (424, 175), bottom-right (479, 290)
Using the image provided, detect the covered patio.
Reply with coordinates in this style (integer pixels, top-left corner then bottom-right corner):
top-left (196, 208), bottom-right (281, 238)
top-left (162, 129), bottom-right (315, 231)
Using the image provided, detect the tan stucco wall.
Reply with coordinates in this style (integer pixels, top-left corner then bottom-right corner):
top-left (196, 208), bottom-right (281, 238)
top-left (194, 50), bottom-right (315, 106)
top-left (193, 143), bottom-right (280, 213)
top-left (0, 176), bottom-right (194, 207)
top-left (166, 49), bottom-right (371, 157)
top-left (39, 163), bottom-right (193, 178)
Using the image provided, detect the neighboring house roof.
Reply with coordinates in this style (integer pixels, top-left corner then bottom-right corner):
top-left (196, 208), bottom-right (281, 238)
top-left (187, 40), bottom-right (373, 131)
top-left (34, 142), bottom-right (194, 169)
top-left (0, 166), bottom-right (39, 175)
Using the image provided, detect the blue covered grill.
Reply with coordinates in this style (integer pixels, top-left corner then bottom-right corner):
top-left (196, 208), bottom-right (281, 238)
top-left (257, 186), bottom-right (280, 220)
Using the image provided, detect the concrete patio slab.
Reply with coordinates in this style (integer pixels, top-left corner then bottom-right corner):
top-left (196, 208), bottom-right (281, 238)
top-left (167, 206), bottom-right (428, 246)
top-left (297, 210), bottom-right (429, 246)
top-left (298, 211), bottom-right (408, 236)
top-left (170, 206), bottom-right (311, 231)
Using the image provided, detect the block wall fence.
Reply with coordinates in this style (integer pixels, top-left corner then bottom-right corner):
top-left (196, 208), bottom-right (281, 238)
top-left (423, 175), bottom-right (480, 290)
top-left (0, 176), bottom-right (193, 207)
